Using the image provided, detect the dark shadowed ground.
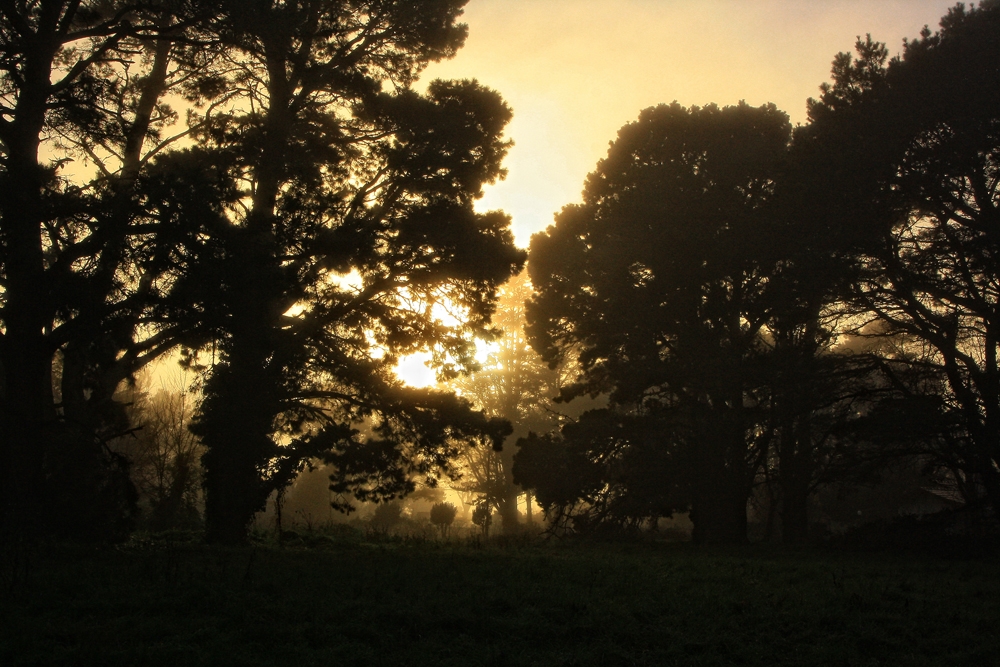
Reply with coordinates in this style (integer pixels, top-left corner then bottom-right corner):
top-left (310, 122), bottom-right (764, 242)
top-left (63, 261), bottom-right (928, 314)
top-left (1, 531), bottom-right (996, 666)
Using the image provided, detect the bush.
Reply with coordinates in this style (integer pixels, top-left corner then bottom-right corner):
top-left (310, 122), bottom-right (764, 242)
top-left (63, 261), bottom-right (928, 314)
top-left (827, 508), bottom-right (1000, 557)
top-left (472, 501), bottom-right (493, 537)
top-left (430, 502), bottom-right (458, 538)
top-left (371, 501), bottom-right (403, 529)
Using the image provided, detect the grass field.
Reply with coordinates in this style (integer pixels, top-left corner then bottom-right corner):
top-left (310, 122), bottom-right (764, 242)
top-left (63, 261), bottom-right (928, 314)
top-left (1, 530), bottom-right (997, 666)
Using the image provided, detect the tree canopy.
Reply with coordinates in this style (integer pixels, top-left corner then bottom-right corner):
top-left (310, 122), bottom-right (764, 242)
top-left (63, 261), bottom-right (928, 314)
top-left (524, 101), bottom-right (793, 542)
top-left (0, 0), bottom-right (524, 543)
top-left (3, 0), bottom-right (999, 548)
top-left (811, 1), bottom-right (1000, 515)
top-left (519, 0), bottom-right (1000, 543)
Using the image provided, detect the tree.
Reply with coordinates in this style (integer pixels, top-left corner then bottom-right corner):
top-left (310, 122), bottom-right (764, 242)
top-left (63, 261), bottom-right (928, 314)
top-left (471, 498), bottom-right (492, 537)
top-left (804, 2), bottom-right (1000, 518)
top-left (370, 500), bottom-right (404, 530)
top-left (752, 49), bottom-right (909, 542)
top-left (450, 270), bottom-right (560, 533)
top-left (165, 0), bottom-right (524, 543)
top-left (0, 0), bottom-right (524, 545)
top-left (429, 501), bottom-right (457, 538)
top-left (112, 371), bottom-right (204, 531)
top-left (514, 409), bottom-right (684, 535)
top-left (0, 0), bottom-right (223, 539)
top-left (525, 102), bottom-right (792, 543)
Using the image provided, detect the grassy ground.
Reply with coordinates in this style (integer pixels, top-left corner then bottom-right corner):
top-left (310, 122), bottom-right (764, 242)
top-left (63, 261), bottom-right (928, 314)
top-left (1, 531), bottom-right (997, 666)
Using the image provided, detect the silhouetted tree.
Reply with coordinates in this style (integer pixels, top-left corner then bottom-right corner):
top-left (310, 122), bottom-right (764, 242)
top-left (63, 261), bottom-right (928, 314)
top-left (166, 0), bottom-right (524, 543)
top-left (525, 102), bottom-right (791, 543)
top-left (0, 0), bottom-right (523, 545)
top-left (514, 410), bottom-right (684, 536)
top-left (0, 0), bottom-right (222, 539)
top-left (803, 2), bottom-right (1000, 518)
top-left (371, 500), bottom-right (404, 530)
top-left (429, 501), bottom-right (457, 537)
top-left (471, 498), bottom-right (492, 537)
top-left (757, 67), bottom-right (903, 542)
top-left (113, 372), bottom-right (204, 531)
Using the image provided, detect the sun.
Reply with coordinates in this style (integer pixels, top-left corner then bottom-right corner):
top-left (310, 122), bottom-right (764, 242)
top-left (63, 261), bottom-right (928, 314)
top-left (394, 336), bottom-right (501, 389)
top-left (394, 351), bottom-right (438, 388)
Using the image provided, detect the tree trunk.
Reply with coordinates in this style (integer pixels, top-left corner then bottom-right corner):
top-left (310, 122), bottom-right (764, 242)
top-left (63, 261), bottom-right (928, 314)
top-left (779, 416), bottom-right (815, 543)
top-left (198, 245), bottom-right (285, 544)
top-left (689, 409), bottom-right (751, 545)
top-left (0, 26), bottom-right (62, 538)
top-left (779, 444), bottom-right (812, 544)
top-left (499, 488), bottom-right (521, 535)
top-left (690, 457), bottom-right (749, 545)
top-left (691, 484), bottom-right (749, 545)
top-left (199, 28), bottom-right (293, 544)
top-left (498, 437), bottom-right (521, 534)
top-left (200, 358), bottom-right (278, 544)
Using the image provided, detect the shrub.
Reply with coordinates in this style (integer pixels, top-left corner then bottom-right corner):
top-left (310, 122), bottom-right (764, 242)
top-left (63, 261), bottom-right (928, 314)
top-left (371, 501), bottom-right (403, 529)
top-left (430, 502), bottom-right (458, 538)
top-left (472, 501), bottom-right (493, 537)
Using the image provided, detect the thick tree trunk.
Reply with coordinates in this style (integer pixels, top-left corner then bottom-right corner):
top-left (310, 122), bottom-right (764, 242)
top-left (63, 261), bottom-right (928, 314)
top-left (199, 29), bottom-right (293, 544)
top-left (0, 28), bottom-right (61, 538)
top-left (779, 447), bottom-right (813, 543)
top-left (198, 232), bottom-right (286, 544)
top-left (499, 488), bottom-right (521, 535)
top-left (498, 437), bottom-right (522, 534)
top-left (780, 489), bottom-right (810, 543)
top-left (978, 462), bottom-right (1000, 520)
top-left (200, 354), bottom-right (279, 544)
top-left (199, 227), bottom-right (288, 545)
top-left (778, 415), bottom-right (814, 543)
top-left (691, 485), bottom-right (749, 545)
top-left (690, 461), bottom-right (749, 545)
top-left (689, 408), bottom-right (751, 545)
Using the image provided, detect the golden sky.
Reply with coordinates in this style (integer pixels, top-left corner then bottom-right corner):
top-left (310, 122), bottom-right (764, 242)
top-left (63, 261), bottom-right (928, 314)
top-left (423, 0), bottom-right (958, 247)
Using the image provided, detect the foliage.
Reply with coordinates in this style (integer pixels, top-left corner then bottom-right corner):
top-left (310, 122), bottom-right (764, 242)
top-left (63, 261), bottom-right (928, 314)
top-left (519, 1), bottom-right (1000, 544)
top-left (429, 501), bottom-right (457, 537)
top-left (524, 101), bottom-right (792, 543)
top-left (167, 0), bottom-right (524, 543)
top-left (803, 1), bottom-right (1000, 516)
top-left (0, 0), bottom-right (224, 540)
top-left (4, 0), bottom-right (999, 552)
top-left (0, 0), bottom-right (524, 543)
top-left (471, 499), bottom-right (493, 537)
top-left (371, 501), bottom-right (404, 529)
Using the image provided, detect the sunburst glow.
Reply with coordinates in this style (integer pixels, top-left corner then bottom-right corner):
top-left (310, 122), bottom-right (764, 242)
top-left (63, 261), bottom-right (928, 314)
top-left (394, 351), bottom-right (437, 388)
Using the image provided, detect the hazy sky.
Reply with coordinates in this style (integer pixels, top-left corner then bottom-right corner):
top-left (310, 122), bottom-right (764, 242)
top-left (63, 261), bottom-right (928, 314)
top-left (422, 0), bottom-right (959, 247)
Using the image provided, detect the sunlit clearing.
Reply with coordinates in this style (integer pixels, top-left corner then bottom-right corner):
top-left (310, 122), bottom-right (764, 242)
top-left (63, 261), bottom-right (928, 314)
top-left (395, 351), bottom-right (437, 388)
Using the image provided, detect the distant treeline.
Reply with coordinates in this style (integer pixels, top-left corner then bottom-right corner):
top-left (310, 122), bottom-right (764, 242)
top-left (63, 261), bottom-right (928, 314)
top-left (2, 1), bottom-right (999, 548)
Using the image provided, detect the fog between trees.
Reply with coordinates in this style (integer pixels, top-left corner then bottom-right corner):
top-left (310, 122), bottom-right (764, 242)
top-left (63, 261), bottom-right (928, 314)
top-left (1, 0), bottom-right (999, 546)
